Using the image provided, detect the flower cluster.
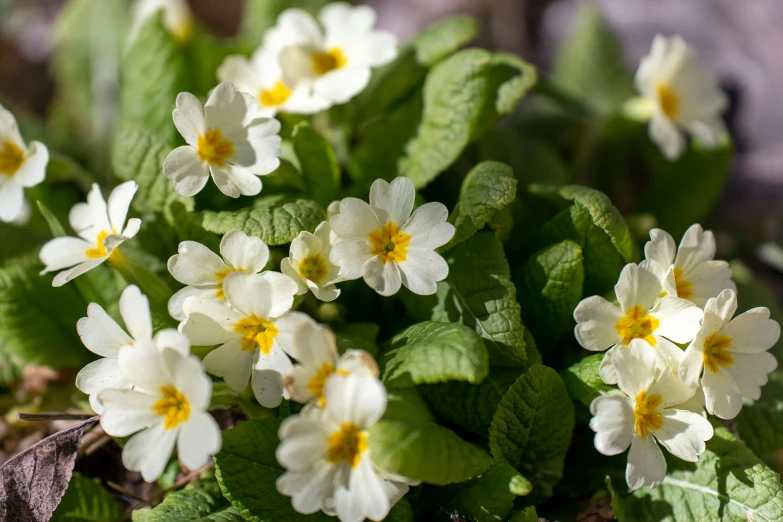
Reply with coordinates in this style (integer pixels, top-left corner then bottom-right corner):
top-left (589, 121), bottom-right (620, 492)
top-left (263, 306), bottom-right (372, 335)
top-left (575, 224), bottom-right (780, 489)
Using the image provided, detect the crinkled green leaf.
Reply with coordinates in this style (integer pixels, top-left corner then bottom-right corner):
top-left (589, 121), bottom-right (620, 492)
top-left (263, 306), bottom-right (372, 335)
top-left (292, 123), bottom-right (340, 208)
top-left (413, 16), bottom-right (480, 66)
top-left (200, 196), bottom-right (325, 245)
top-left (400, 49), bottom-right (536, 189)
top-left (166, 200), bottom-right (219, 252)
top-left (438, 232), bottom-right (528, 367)
top-left (369, 388), bottom-right (492, 485)
top-left (446, 463), bottom-right (532, 522)
top-left (382, 321), bottom-right (488, 388)
top-left (214, 418), bottom-right (331, 522)
top-left (51, 472), bottom-right (122, 522)
top-left (239, 0), bottom-right (329, 48)
top-left (516, 240), bottom-right (584, 347)
top-left (488, 365), bottom-right (575, 501)
top-left (421, 367), bottom-right (521, 437)
top-left (560, 353), bottom-right (611, 406)
top-left (132, 479), bottom-right (244, 522)
top-left (446, 161), bottom-right (517, 250)
top-left (608, 428), bottom-right (783, 522)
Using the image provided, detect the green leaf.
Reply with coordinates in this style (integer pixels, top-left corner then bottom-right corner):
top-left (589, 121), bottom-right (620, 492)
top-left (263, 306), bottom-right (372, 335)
top-left (534, 184), bottom-right (633, 296)
top-left (200, 196), bottom-right (325, 246)
top-left (446, 161), bottom-right (517, 250)
top-left (479, 132), bottom-right (570, 188)
top-left (608, 428), bottom-right (783, 522)
top-left (132, 479), bottom-right (244, 522)
top-left (292, 123), bottom-right (340, 208)
top-left (120, 13), bottom-right (185, 141)
top-left (239, 0), bottom-right (329, 49)
top-left (638, 137), bottom-right (733, 240)
top-left (166, 200), bottom-right (220, 252)
top-left (488, 365), bottom-right (575, 501)
top-left (210, 382), bottom-right (239, 410)
top-left (736, 370), bottom-right (783, 457)
top-left (446, 463), bottom-right (532, 522)
top-left (438, 232), bottom-right (528, 367)
top-left (550, 2), bottom-right (635, 116)
top-left (369, 388), bottom-right (492, 485)
top-left (214, 418), bottom-right (332, 522)
top-left (421, 367), bottom-right (521, 437)
top-left (413, 15), bottom-right (480, 66)
top-left (507, 507), bottom-right (539, 522)
top-left (112, 125), bottom-right (190, 215)
top-left (51, 472), bottom-right (122, 522)
top-left (400, 49), bottom-right (536, 189)
top-left (516, 240), bottom-right (584, 347)
top-left (382, 321), bottom-right (489, 387)
top-left (560, 353), bottom-right (611, 406)
top-left (385, 497), bottom-right (414, 522)
top-left (335, 322), bottom-right (380, 358)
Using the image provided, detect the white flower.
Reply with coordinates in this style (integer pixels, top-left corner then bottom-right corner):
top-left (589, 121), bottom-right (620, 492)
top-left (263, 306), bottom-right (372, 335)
top-left (573, 262), bottom-right (703, 385)
top-left (679, 289), bottom-right (780, 419)
top-left (167, 229), bottom-right (270, 321)
top-left (635, 34), bottom-right (728, 160)
top-left (129, 0), bottom-right (194, 45)
top-left (180, 271), bottom-right (311, 407)
top-left (163, 81), bottom-right (282, 198)
top-left (281, 222), bottom-right (342, 302)
top-left (589, 343), bottom-right (713, 490)
top-left (276, 373), bottom-right (412, 522)
top-left (75, 285), bottom-right (188, 413)
top-left (39, 181), bottom-right (141, 287)
top-left (644, 224), bottom-right (736, 308)
top-left (282, 321), bottom-right (378, 406)
top-left (0, 103), bottom-right (48, 224)
top-left (99, 338), bottom-right (220, 482)
top-left (217, 46), bottom-right (329, 117)
top-left (262, 3), bottom-right (397, 110)
top-left (329, 177), bottom-right (455, 297)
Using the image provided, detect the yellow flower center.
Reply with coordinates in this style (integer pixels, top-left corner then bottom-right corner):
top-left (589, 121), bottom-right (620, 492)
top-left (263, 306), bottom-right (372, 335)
top-left (307, 363), bottom-right (349, 406)
top-left (85, 230), bottom-right (113, 259)
top-left (327, 423), bottom-right (368, 468)
top-left (298, 254), bottom-right (329, 284)
top-left (656, 83), bottom-right (679, 119)
top-left (615, 305), bottom-right (660, 347)
top-left (197, 128), bottom-right (234, 167)
top-left (234, 314), bottom-right (279, 354)
top-left (673, 267), bottom-right (693, 300)
top-left (312, 48), bottom-right (347, 76)
top-left (368, 222), bottom-right (411, 264)
top-left (703, 332), bottom-right (733, 373)
top-left (0, 140), bottom-right (24, 177)
top-left (633, 390), bottom-right (663, 439)
top-left (152, 385), bottom-right (191, 430)
top-left (260, 80), bottom-right (292, 107)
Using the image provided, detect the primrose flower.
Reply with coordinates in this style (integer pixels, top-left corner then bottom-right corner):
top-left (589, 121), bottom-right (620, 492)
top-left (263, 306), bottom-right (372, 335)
top-left (573, 262), bottom-right (703, 385)
top-left (76, 285), bottom-right (188, 413)
top-left (281, 222), bottom-right (342, 302)
top-left (261, 3), bottom-right (397, 111)
top-left (39, 181), bottom-right (141, 287)
top-left (282, 321), bottom-right (378, 406)
top-left (99, 338), bottom-right (220, 482)
top-left (276, 374), bottom-right (413, 522)
top-left (680, 289), bottom-right (780, 419)
top-left (644, 224), bottom-right (735, 308)
top-left (589, 343), bottom-right (713, 490)
top-left (163, 82), bottom-right (282, 198)
top-left (180, 272), bottom-right (311, 407)
top-left (635, 34), bottom-right (728, 160)
top-left (330, 177), bottom-right (455, 297)
top-left (0, 103), bottom-right (48, 224)
top-left (129, 0), bottom-right (194, 45)
top-left (167, 229), bottom-right (270, 321)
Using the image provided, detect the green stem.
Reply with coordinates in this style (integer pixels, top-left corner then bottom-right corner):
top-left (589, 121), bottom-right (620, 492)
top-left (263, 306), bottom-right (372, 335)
top-left (107, 247), bottom-right (172, 307)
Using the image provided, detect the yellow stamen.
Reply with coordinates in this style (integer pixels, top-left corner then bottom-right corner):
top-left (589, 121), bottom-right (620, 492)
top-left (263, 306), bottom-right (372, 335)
top-left (298, 254), bottom-right (329, 284)
top-left (673, 267), bottom-right (693, 300)
top-left (233, 314), bottom-right (279, 354)
top-left (368, 222), bottom-right (410, 264)
top-left (85, 230), bottom-right (111, 259)
top-left (312, 48), bottom-right (347, 76)
top-left (0, 141), bottom-right (24, 177)
top-left (197, 128), bottom-right (234, 167)
top-left (152, 385), bottom-right (191, 430)
top-left (327, 423), bottom-right (368, 468)
top-left (260, 80), bottom-right (292, 107)
top-left (656, 83), bottom-right (679, 119)
top-left (703, 332), bottom-right (733, 373)
top-left (634, 390), bottom-right (663, 438)
top-left (615, 305), bottom-right (660, 347)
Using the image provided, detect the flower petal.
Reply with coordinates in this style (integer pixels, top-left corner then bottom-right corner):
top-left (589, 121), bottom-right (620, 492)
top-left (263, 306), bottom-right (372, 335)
top-left (615, 263), bottom-right (662, 313)
top-left (220, 229), bottom-right (270, 273)
top-left (323, 373), bottom-right (386, 427)
top-left (589, 394), bottom-right (634, 456)
top-left (210, 163), bottom-right (262, 198)
top-left (573, 296), bottom-right (623, 352)
top-left (168, 286), bottom-right (219, 322)
top-left (177, 412), bottom-right (222, 471)
top-left (335, 456), bottom-right (391, 522)
top-left (120, 284), bottom-right (152, 340)
top-left (654, 409), bottom-right (713, 462)
top-left (329, 239), bottom-right (372, 280)
top-left (402, 202), bottom-right (454, 250)
top-left (369, 177), bottom-right (415, 227)
top-left (168, 240), bottom-right (227, 286)
top-left (14, 140), bottom-right (48, 188)
top-left (625, 434), bottom-right (666, 490)
top-left (77, 302), bottom-right (132, 357)
top-left (172, 92), bottom-right (205, 146)
top-left (363, 256), bottom-right (401, 297)
top-left (202, 339), bottom-right (254, 394)
top-left (122, 421), bottom-right (178, 482)
top-left (398, 248), bottom-right (448, 296)
top-left (331, 198), bottom-right (379, 240)
top-left (650, 296), bottom-right (702, 344)
top-left (164, 146), bottom-right (210, 197)
top-left (98, 389), bottom-right (159, 437)
top-left (649, 114), bottom-right (685, 161)
top-left (52, 258), bottom-right (106, 287)
top-left (39, 236), bottom-right (93, 273)
top-left (107, 181), bottom-right (137, 233)
top-left (702, 366), bottom-right (742, 419)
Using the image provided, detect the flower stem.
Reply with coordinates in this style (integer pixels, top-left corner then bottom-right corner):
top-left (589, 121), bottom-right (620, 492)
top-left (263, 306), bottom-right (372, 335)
top-left (107, 247), bottom-right (172, 307)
